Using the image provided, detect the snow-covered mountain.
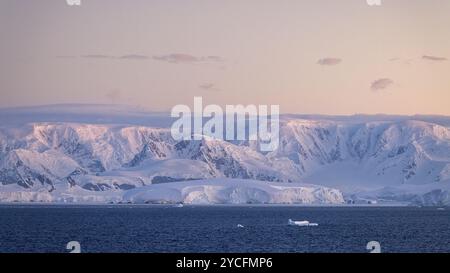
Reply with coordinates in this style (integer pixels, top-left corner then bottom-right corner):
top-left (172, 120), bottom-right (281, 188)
top-left (1, 104), bottom-right (450, 205)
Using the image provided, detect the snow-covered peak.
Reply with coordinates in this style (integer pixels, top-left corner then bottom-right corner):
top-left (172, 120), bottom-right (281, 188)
top-left (1, 104), bottom-right (450, 205)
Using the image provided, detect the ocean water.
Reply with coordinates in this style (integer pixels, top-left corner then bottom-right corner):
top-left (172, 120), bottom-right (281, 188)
top-left (0, 205), bottom-right (448, 253)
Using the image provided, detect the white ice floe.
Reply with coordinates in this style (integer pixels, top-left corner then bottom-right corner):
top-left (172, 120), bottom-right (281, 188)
top-left (237, 224), bottom-right (244, 228)
top-left (288, 219), bottom-right (318, 226)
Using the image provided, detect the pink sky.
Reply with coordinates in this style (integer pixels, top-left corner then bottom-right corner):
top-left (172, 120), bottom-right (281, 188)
top-left (0, 0), bottom-right (449, 115)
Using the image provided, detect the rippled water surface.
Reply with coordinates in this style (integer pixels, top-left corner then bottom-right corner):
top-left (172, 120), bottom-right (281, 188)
top-left (0, 205), bottom-right (448, 253)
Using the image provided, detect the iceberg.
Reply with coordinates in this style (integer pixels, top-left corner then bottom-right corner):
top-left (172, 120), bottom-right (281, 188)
top-left (288, 219), bottom-right (318, 226)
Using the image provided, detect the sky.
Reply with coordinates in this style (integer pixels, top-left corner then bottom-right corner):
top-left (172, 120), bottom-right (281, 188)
top-left (0, 0), bottom-right (449, 115)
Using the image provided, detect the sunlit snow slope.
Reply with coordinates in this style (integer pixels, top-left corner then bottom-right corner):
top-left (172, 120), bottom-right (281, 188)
top-left (1, 104), bottom-right (449, 205)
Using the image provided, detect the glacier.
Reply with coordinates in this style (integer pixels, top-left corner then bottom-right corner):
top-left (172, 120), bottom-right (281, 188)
top-left (1, 104), bottom-right (450, 206)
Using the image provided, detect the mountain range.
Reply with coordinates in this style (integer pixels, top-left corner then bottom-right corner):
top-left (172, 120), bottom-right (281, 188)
top-left (1, 104), bottom-right (449, 205)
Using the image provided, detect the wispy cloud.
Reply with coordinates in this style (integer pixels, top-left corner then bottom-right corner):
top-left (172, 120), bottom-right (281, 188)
top-left (63, 53), bottom-right (222, 63)
top-left (153, 53), bottom-right (198, 63)
top-left (199, 83), bottom-right (221, 92)
top-left (371, 78), bottom-right (394, 91)
top-left (78, 54), bottom-right (149, 60)
top-left (203, 56), bottom-right (223, 62)
top-left (422, 55), bottom-right (447, 62)
top-left (153, 53), bottom-right (223, 64)
top-left (119, 54), bottom-right (150, 60)
top-left (81, 54), bottom-right (114, 59)
top-left (389, 57), bottom-right (412, 65)
top-left (317, 58), bottom-right (342, 66)
top-left (60, 52), bottom-right (226, 68)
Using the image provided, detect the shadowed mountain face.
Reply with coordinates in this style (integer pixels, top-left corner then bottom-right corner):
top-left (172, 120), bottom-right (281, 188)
top-left (0, 105), bottom-right (450, 205)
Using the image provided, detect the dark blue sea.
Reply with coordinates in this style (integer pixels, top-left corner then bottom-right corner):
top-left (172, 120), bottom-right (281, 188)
top-left (0, 205), bottom-right (448, 253)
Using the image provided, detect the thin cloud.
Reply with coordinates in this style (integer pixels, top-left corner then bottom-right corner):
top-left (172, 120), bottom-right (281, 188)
top-left (81, 54), bottom-right (114, 59)
top-left (79, 54), bottom-right (149, 60)
top-left (199, 83), bottom-right (221, 92)
top-left (65, 53), bottom-right (222, 63)
top-left (422, 55), bottom-right (447, 62)
top-left (389, 57), bottom-right (412, 65)
top-left (153, 53), bottom-right (223, 64)
top-left (153, 53), bottom-right (198, 63)
top-left (371, 78), bottom-right (394, 91)
top-left (119, 54), bottom-right (149, 60)
top-left (317, 58), bottom-right (342, 66)
top-left (203, 56), bottom-right (223, 62)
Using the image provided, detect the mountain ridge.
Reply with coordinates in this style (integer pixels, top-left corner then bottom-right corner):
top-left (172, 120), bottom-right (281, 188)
top-left (0, 104), bottom-right (449, 205)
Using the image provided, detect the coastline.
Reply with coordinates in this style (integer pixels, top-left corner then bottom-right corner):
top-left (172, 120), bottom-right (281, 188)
top-left (0, 202), bottom-right (418, 207)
